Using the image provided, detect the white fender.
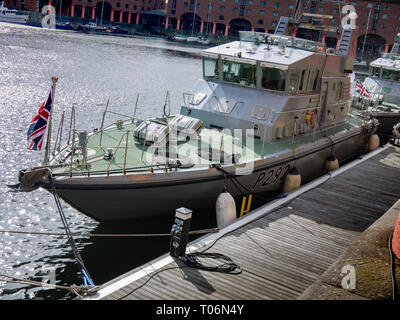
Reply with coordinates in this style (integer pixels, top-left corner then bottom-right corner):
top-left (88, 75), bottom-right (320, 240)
top-left (368, 133), bottom-right (380, 151)
top-left (283, 168), bottom-right (301, 193)
top-left (216, 190), bottom-right (236, 228)
top-left (325, 155), bottom-right (339, 171)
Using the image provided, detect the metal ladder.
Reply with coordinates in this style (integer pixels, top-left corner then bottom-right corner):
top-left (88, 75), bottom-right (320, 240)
top-left (391, 42), bottom-right (399, 55)
top-left (336, 28), bottom-right (353, 56)
top-left (274, 16), bottom-right (290, 35)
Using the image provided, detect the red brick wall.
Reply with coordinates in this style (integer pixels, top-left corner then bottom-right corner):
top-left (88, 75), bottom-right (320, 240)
top-left (13, 0), bottom-right (400, 47)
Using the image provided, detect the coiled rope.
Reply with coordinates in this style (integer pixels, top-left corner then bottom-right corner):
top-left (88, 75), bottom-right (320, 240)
top-left (0, 274), bottom-right (96, 299)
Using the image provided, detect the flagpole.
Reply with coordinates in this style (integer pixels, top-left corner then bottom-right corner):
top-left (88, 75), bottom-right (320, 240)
top-left (43, 77), bottom-right (58, 165)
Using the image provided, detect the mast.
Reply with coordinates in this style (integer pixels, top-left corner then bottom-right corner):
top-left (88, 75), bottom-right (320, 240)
top-left (361, 9), bottom-right (371, 61)
top-left (43, 77), bottom-right (58, 165)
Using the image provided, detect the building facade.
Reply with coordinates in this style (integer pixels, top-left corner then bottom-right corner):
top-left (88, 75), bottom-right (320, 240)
top-left (7, 0), bottom-right (400, 54)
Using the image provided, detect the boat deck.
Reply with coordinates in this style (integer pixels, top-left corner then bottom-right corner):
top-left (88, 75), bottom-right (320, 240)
top-left (51, 116), bottom-right (358, 177)
top-left (85, 144), bottom-right (400, 300)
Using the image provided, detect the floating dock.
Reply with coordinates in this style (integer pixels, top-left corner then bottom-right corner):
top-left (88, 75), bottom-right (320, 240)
top-left (85, 144), bottom-right (400, 300)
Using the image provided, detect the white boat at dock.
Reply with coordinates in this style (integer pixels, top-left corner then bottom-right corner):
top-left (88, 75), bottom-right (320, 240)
top-left (78, 22), bottom-right (108, 32)
top-left (186, 36), bottom-right (210, 45)
top-left (0, 1), bottom-right (27, 25)
top-left (351, 35), bottom-right (400, 143)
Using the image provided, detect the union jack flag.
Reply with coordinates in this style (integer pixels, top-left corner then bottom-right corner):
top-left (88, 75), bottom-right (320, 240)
top-left (27, 90), bottom-right (53, 151)
top-left (355, 80), bottom-right (370, 98)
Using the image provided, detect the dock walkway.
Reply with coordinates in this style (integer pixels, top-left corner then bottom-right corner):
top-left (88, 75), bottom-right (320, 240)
top-left (87, 144), bottom-right (400, 300)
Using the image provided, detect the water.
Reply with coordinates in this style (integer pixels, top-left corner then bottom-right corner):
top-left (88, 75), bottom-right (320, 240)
top-left (0, 23), bottom-right (207, 299)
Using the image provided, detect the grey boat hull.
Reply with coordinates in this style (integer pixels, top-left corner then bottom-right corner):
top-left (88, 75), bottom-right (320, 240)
top-left (42, 127), bottom-right (370, 221)
top-left (373, 112), bottom-right (400, 144)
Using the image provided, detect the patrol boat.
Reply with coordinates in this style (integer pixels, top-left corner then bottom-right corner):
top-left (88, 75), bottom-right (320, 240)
top-left (351, 36), bottom-right (400, 143)
top-left (17, 28), bottom-right (378, 222)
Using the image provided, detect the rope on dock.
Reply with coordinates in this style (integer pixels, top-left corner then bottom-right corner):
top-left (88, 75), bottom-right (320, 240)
top-left (0, 274), bottom-right (97, 299)
top-left (0, 228), bottom-right (219, 238)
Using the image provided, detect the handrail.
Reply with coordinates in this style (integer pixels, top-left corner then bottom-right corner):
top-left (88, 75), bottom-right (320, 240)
top-left (52, 110), bottom-right (65, 156)
top-left (141, 122), bottom-right (148, 162)
top-left (106, 131), bottom-right (129, 176)
top-left (69, 129), bottom-right (75, 178)
top-left (99, 99), bottom-right (109, 148)
top-left (182, 92), bottom-right (194, 107)
top-left (67, 104), bottom-right (76, 145)
top-left (272, 106), bottom-right (322, 115)
top-left (123, 130), bottom-right (130, 175)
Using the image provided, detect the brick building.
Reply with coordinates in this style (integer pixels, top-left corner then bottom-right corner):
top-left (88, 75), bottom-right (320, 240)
top-left (7, 0), bottom-right (400, 54)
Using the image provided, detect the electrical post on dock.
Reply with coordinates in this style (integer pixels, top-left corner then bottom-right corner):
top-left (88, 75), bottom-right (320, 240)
top-left (170, 207), bottom-right (192, 259)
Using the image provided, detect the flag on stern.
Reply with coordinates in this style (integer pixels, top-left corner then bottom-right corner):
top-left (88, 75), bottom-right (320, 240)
top-left (355, 80), bottom-right (371, 98)
top-left (27, 90), bottom-right (53, 151)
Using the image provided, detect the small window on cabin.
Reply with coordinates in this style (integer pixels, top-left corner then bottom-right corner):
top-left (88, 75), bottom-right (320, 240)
top-left (381, 68), bottom-right (394, 80)
top-left (312, 70), bottom-right (319, 90)
top-left (393, 71), bottom-right (400, 81)
top-left (370, 67), bottom-right (380, 77)
top-left (288, 69), bottom-right (299, 94)
top-left (222, 60), bottom-right (256, 87)
top-left (262, 67), bottom-right (286, 91)
top-left (308, 69), bottom-right (317, 91)
top-left (203, 58), bottom-right (219, 79)
top-left (299, 70), bottom-right (309, 92)
top-left (298, 70), bottom-right (305, 91)
top-left (336, 81), bottom-right (342, 100)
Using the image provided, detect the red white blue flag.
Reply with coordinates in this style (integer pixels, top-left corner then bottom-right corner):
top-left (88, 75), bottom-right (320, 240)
top-left (27, 90), bottom-right (53, 151)
top-left (355, 80), bottom-right (370, 98)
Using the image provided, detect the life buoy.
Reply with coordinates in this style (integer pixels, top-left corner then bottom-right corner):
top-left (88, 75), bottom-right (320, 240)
top-left (394, 123), bottom-right (400, 138)
top-left (310, 110), bottom-right (316, 129)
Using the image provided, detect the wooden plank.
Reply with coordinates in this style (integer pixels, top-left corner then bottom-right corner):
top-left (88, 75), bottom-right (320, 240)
top-left (100, 146), bottom-right (400, 301)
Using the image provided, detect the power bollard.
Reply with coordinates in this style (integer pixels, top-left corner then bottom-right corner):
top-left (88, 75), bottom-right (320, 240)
top-left (170, 207), bottom-right (192, 258)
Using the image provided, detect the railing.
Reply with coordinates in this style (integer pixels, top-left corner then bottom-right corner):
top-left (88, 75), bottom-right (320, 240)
top-left (238, 31), bottom-right (327, 54)
top-left (106, 131), bottom-right (130, 176)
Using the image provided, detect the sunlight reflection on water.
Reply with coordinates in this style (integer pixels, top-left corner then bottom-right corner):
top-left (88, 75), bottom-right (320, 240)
top-left (0, 23), bottom-right (201, 299)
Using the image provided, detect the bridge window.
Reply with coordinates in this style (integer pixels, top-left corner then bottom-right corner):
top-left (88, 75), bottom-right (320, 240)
top-left (381, 68), bottom-right (400, 81)
top-left (382, 68), bottom-right (394, 80)
top-left (288, 69), bottom-right (299, 94)
top-left (336, 81), bottom-right (342, 100)
top-left (309, 69), bottom-right (320, 91)
top-left (203, 58), bottom-right (219, 80)
top-left (222, 60), bottom-right (256, 87)
top-left (299, 69), bottom-right (309, 92)
top-left (261, 67), bottom-right (286, 91)
top-left (370, 67), bottom-right (380, 77)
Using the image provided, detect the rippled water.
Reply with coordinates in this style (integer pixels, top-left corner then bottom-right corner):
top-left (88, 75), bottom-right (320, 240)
top-left (0, 23), bottom-right (204, 299)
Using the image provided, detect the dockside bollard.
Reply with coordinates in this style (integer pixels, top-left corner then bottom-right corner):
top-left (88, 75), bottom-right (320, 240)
top-left (170, 207), bottom-right (192, 259)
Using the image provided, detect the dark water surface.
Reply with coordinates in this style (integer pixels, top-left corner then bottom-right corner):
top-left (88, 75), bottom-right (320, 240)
top-left (0, 23), bottom-right (209, 299)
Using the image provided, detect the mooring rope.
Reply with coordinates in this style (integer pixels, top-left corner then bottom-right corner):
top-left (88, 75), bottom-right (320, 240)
top-left (0, 228), bottom-right (219, 238)
top-left (0, 274), bottom-right (97, 299)
top-left (48, 175), bottom-right (95, 287)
